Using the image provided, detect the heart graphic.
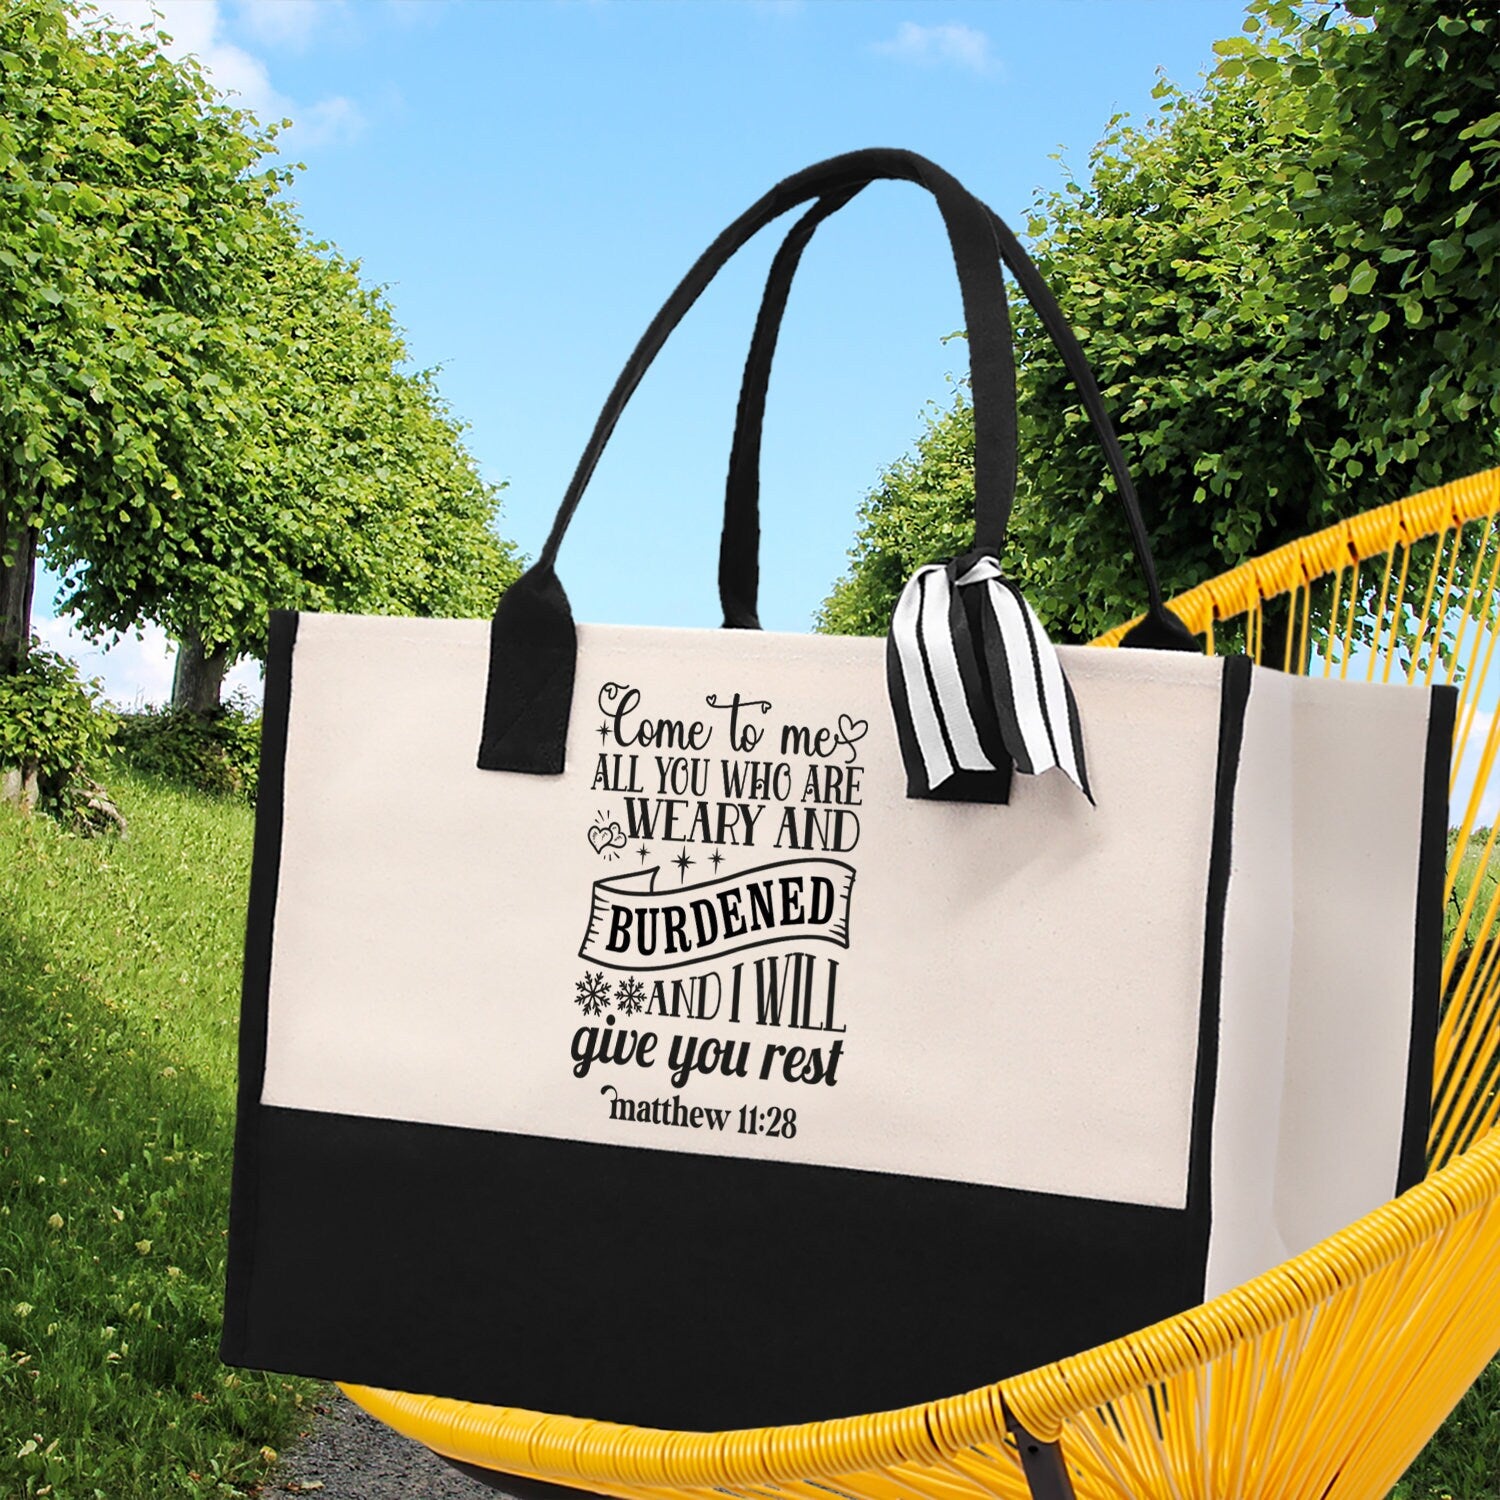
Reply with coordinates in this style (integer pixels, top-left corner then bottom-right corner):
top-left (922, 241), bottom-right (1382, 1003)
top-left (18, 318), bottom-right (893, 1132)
top-left (837, 714), bottom-right (869, 765)
top-left (589, 821), bottom-right (627, 855)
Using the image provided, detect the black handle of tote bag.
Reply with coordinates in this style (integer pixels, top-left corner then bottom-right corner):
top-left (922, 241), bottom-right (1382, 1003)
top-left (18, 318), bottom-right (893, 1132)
top-left (719, 186), bottom-right (1193, 646)
top-left (719, 185), bottom-right (865, 630)
top-left (477, 149), bottom-right (1193, 776)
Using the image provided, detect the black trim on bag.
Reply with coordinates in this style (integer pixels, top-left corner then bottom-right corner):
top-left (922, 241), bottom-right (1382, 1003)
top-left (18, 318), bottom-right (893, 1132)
top-left (221, 610), bottom-right (298, 1365)
top-left (1184, 656), bottom-right (1252, 1248)
top-left (1401, 684), bottom-right (1457, 1189)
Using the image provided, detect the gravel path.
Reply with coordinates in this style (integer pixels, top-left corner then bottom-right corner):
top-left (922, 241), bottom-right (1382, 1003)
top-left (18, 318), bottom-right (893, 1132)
top-left (271, 1388), bottom-right (517, 1499)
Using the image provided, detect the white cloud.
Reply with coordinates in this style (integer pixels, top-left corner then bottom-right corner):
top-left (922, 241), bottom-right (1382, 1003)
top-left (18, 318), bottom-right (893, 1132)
top-left (234, 0), bottom-right (340, 50)
top-left (33, 615), bottom-right (264, 713)
top-left (81, 0), bottom-right (363, 146)
top-left (298, 93), bottom-right (366, 147)
top-left (872, 20), bottom-right (996, 73)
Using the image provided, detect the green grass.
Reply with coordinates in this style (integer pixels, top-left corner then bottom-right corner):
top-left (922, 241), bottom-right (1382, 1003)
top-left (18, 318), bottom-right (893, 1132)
top-left (2, 771), bottom-right (1498, 1497)
top-left (1447, 825), bottom-right (1499, 957)
top-left (0, 769), bottom-right (318, 1498)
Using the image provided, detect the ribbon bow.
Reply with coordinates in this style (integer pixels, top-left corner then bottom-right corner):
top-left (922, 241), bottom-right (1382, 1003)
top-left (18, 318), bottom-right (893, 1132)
top-left (886, 553), bottom-right (1092, 803)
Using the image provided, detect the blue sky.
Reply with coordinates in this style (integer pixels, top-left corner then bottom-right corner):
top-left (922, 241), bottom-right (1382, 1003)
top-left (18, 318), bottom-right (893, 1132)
top-left (50, 0), bottom-right (1253, 703)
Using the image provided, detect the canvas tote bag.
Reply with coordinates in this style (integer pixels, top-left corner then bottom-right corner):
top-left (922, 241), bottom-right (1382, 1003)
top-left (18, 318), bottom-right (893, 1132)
top-left (221, 150), bottom-right (1452, 1433)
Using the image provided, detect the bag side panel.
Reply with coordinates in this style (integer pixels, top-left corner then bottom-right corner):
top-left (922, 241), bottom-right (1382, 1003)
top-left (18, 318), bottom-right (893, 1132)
top-left (1273, 675), bottom-right (1454, 1256)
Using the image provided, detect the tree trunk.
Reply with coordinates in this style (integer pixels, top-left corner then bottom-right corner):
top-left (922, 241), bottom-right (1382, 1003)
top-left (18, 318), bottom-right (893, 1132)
top-left (0, 506), bottom-right (40, 810)
top-left (0, 502), bottom-right (38, 678)
top-left (171, 626), bottom-right (230, 714)
top-left (0, 765), bottom-right (39, 812)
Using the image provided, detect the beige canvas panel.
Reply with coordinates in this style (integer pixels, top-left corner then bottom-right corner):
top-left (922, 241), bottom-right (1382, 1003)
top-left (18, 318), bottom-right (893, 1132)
top-left (260, 615), bottom-right (1227, 1209)
top-left (1206, 667), bottom-right (1295, 1296)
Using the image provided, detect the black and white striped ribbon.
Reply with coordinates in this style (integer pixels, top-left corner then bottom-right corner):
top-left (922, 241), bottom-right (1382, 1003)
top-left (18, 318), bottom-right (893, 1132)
top-left (887, 555), bottom-right (1092, 802)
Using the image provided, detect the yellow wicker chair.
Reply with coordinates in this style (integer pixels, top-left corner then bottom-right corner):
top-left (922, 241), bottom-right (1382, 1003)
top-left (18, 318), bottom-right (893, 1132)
top-left (342, 467), bottom-right (1500, 1500)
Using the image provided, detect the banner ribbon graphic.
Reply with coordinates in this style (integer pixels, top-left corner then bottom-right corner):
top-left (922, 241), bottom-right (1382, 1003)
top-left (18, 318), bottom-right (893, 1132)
top-left (579, 858), bottom-right (855, 972)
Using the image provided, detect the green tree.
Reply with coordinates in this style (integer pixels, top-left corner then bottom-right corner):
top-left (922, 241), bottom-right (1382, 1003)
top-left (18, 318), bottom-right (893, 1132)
top-left (820, 0), bottom-right (1500, 644)
top-left (0, 0), bottom-right (279, 678)
top-left (55, 204), bottom-right (521, 712)
top-left (2, 0), bottom-right (520, 741)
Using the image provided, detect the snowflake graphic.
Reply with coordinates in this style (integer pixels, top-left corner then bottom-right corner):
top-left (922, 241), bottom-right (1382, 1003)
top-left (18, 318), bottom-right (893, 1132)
top-left (615, 976), bottom-right (647, 1015)
top-left (575, 970), bottom-right (612, 1016)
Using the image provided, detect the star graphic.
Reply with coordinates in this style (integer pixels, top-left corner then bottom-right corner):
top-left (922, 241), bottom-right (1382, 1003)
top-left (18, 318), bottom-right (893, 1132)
top-left (637, 844), bottom-right (650, 863)
top-left (597, 722), bottom-right (612, 742)
top-left (708, 850), bottom-right (725, 872)
top-left (673, 850), bottom-right (695, 882)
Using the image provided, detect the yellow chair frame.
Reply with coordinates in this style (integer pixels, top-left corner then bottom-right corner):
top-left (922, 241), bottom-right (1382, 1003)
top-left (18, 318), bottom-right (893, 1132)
top-left (343, 468), bottom-right (1500, 1499)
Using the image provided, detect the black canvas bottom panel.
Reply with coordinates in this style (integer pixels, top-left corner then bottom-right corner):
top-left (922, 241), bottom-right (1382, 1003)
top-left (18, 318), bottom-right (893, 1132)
top-left (222, 1105), bottom-right (1208, 1432)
